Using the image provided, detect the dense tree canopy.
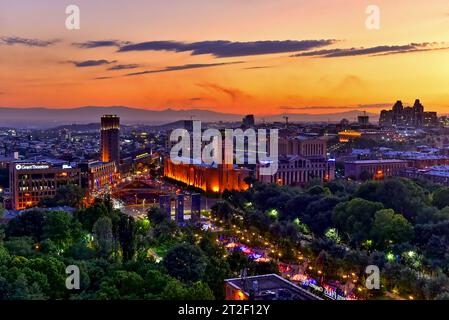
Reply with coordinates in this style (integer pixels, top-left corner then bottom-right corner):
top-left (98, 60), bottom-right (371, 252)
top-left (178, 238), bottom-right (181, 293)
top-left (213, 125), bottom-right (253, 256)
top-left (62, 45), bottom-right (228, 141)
top-left (163, 243), bottom-right (207, 283)
top-left (2, 176), bottom-right (449, 300)
top-left (332, 198), bottom-right (384, 246)
top-left (370, 209), bottom-right (414, 249)
top-left (432, 187), bottom-right (449, 210)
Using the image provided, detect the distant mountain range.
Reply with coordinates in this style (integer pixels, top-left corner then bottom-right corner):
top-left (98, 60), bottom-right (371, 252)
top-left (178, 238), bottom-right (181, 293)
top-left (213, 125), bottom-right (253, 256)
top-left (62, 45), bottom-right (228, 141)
top-left (0, 106), bottom-right (377, 128)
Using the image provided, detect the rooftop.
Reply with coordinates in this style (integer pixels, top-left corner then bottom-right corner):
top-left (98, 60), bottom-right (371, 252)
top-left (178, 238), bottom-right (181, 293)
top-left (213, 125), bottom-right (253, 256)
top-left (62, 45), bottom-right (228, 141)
top-left (225, 274), bottom-right (321, 301)
top-left (381, 151), bottom-right (448, 160)
top-left (346, 159), bottom-right (408, 164)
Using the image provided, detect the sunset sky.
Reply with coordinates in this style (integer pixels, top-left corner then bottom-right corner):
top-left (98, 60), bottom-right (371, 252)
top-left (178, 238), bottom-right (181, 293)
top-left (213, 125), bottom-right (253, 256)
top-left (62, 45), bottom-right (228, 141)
top-left (1, 0), bottom-right (449, 115)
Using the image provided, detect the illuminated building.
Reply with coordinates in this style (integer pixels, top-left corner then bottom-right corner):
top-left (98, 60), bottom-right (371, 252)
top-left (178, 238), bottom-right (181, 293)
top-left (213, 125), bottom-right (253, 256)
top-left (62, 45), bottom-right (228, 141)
top-left (164, 158), bottom-right (249, 193)
top-left (79, 160), bottom-right (117, 191)
top-left (338, 130), bottom-right (362, 143)
top-left (10, 161), bottom-right (81, 210)
top-left (100, 115), bottom-right (120, 166)
top-left (344, 159), bottom-right (408, 180)
top-left (423, 112), bottom-right (438, 126)
top-left (224, 274), bottom-right (320, 300)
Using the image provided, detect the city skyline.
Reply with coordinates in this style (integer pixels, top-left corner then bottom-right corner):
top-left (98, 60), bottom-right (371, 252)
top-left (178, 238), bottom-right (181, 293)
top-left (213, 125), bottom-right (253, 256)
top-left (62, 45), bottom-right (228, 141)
top-left (4, 0), bottom-right (449, 306)
top-left (1, 0), bottom-right (449, 115)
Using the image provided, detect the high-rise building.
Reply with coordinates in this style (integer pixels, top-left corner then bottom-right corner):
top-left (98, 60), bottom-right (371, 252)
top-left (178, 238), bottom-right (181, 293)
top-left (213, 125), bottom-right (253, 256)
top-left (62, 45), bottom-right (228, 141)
top-left (181, 120), bottom-right (194, 132)
top-left (357, 113), bottom-right (369, 127)
top-left (242, 115), bottom-right (255, 128)
top-left (379, 99), bottom-right (438, 128)
top-left (100, 115), bottom-right (120, 166)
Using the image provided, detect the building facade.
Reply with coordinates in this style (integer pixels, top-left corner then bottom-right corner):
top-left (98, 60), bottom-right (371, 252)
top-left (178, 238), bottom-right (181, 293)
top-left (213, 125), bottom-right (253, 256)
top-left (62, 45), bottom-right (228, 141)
top-left (358, 114), bottom-right (370, 127)
top-left (381, 151), bottom-right (449, 169)
top-left (10, 161), bottom-right (82, 210)
top-left (379, 99), bottom-right (438, 127)
top-left (338, 130), bottom-right (362, 143)
top-left (401, 166), bottom-right (449, 186)
top-left (79, 160), bottom-right (117, 192)
top-left (164, 158), bottom-right (249, 193)
top-left (279, 136), bottom-right (327, 157)
top-left (100, 115), bottom-right (120, 166)
top-left (257, 155), bottom-right (335, 186)
top-left (257, 136), bottom-right (335, 186)
top-left (345, 159), bottom-right (408, 180)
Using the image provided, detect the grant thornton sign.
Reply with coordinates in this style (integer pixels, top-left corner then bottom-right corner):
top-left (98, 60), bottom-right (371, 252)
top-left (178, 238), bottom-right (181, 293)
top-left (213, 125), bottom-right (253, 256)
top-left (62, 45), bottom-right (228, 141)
top-left (15, 164), bottom-right (50, 171)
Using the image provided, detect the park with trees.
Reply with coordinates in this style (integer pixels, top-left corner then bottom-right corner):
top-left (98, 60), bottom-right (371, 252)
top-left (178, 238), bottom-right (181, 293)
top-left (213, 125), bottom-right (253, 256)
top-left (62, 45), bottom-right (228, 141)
top-left (1, 177), bottom-right (449, 299)
top-left (212, 177), bottom-right (449, 299)
top-left (0, 196), bottom-right (233, 300)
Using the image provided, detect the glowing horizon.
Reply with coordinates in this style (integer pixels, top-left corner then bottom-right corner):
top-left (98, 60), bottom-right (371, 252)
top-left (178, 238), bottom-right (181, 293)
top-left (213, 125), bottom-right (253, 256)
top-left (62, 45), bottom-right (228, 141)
top-left (1, 0), bottom-right (449, 115)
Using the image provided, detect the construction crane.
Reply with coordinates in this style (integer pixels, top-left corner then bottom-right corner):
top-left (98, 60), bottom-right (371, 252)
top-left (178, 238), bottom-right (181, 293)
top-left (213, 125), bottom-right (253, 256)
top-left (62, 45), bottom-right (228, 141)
top-left (282, 116), bottom-right (289, 128)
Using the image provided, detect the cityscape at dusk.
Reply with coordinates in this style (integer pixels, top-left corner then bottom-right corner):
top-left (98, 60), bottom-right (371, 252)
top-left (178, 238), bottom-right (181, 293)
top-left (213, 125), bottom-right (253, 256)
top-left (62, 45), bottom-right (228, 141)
top-left (2, 0), bottom-right (449, 314)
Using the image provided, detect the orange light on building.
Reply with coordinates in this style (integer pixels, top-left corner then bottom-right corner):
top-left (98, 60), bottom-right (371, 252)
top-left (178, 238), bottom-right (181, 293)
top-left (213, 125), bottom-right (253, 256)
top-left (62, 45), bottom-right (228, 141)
top-left (235, 290), bottom-right (247, 300)
top-left (100, 115), bottom-right (120, 165)
top-left (292, 274), bottom-right (308, 282)
top-left (374, 169), bottom-right (385, 180)
top-left (163, 158), bottom-right (248, 193)
top-left (338, 130), bottom-right (362, 143)
top-left (226, 242), bottom-right (238, 249)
